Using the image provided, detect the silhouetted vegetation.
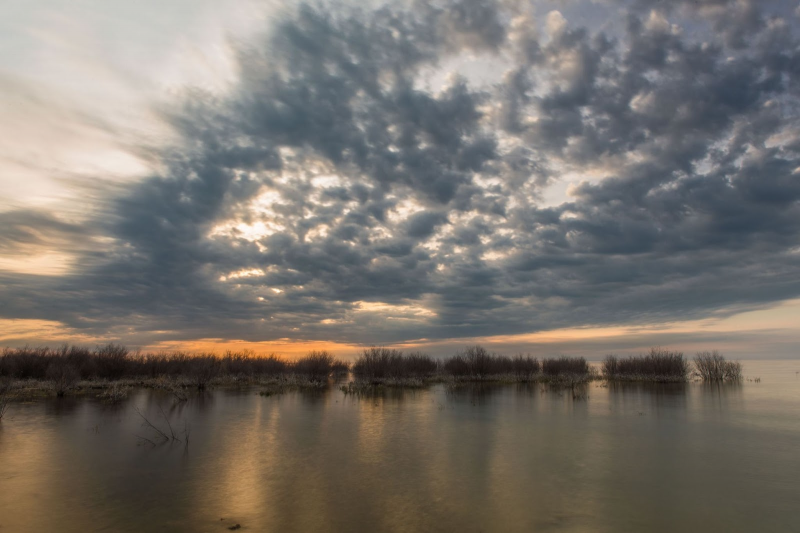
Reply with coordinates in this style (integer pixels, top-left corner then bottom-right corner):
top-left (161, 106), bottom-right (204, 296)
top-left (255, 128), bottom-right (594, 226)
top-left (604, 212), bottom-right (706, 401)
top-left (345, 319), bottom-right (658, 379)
top-left (603, 348), bottom-right (690, 382)
top-left (0, 345), bottom-right (348, 397)
top-left (188, 355), bottom-right (221, 390)
top-left (0, 378), bottom-right (11, 420)
top-left (352, 347), bottom-right (438, 381)
top-left (293, 351), bottom-right (348, 381)
top-left (442, 346), bottom-right (544, 380)
top-left (1, 344), bottom-right (748, 399)
top-left (46, 360), bottom-right (80, 397)
top-left (350, 345), bottom-right (587, 385)
top-left (694, 351), bottom-right (742, 382)
top-left (541, 356), bottom-right (590, 377)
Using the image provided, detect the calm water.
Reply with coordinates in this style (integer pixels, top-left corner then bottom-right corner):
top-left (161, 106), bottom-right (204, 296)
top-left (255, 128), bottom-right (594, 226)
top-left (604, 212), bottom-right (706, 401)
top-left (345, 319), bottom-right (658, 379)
top-left (1, 361), bottom-right (798, 532)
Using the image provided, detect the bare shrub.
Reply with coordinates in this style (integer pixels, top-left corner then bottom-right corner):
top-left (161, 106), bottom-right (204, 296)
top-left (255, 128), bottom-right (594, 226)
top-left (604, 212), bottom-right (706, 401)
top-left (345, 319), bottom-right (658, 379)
top-left (352, 348), bottom-right (436, 381)
top-left (694, 351), bottom-right (742, 382)
top-left (542, 356), bottom-right (589, 377)
top-left (1, 346), bottom-right (54, 379)
top-left (603, 348), bottom-right (689, 382)
top-left (512, 354), bottom-right (540, 380)
top-left (441, 347), bottom-right (540, 380)
top-left (95, 344), bottom-right (129, 379)
top-left (46, 362), bottom-right (80, 397)
top-left (294, 351), bottom-right (337, 381)
top-left (220, 350), bottom-right (287, 377)
top-left (353, 347), bottom-right (404, 380)
top-left (189, 355), bottom-right (221, 390)
top-left (0, 378), bottom-right (12, 420)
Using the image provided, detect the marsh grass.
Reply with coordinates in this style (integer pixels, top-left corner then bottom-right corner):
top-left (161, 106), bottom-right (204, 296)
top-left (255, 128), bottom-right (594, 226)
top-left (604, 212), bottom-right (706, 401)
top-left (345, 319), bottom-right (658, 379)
top-left (603, 348), bottom-right (690, 382)
top-left (694, 351), bottom-right (743, 382)
top-left (97, 383), bottom-right (132, 403)
top-left (259, 374), bottom-right (332, 396)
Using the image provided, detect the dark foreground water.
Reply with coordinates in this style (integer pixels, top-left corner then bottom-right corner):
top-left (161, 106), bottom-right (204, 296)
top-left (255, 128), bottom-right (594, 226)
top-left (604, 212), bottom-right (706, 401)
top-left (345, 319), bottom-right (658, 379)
top-left (1, 361), bottom-right (798, 533)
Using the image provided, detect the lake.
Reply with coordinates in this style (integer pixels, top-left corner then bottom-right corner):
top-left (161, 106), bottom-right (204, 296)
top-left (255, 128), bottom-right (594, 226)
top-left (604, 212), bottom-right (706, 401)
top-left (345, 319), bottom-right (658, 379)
top-left (1, 360), bottom-right (798, 532)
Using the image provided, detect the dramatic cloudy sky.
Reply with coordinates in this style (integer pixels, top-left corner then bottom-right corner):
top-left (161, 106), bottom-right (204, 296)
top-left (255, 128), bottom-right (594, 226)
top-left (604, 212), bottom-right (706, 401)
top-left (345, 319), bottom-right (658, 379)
top-left (2, 0), bottom-right (800, 358)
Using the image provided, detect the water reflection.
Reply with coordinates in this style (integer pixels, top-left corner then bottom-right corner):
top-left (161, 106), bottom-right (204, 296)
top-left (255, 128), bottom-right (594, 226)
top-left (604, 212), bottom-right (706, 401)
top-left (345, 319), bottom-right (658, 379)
top-left (605, 381), bottom-right (689, 417)
top-left (0, 362), bottom-right (798, 532)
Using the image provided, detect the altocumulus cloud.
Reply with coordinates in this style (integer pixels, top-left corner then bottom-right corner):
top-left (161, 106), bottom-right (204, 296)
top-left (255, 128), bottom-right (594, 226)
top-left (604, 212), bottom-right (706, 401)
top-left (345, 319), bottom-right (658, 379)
top-left (1, 0), bottom-right (800, 346)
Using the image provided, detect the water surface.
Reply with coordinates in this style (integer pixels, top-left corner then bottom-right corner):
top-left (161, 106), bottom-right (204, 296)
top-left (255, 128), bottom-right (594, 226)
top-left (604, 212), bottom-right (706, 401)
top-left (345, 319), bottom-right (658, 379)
top-left (1, 361), bottom-right (798, 532)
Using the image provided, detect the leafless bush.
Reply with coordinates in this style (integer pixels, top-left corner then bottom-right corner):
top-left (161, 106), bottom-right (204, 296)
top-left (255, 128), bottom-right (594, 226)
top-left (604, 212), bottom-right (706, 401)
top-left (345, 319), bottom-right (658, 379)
top-left (46, 361), bottom-right (80, 397)
top-left (0, 378), bottom-right (12, 420)
top-left (352, 347), bottom-right (431, 379)
top-left (542, 356), bottom-right (589, 377)
top-left (294, 351), bottom-right (343, 381)
top-left (694, 351), bottom-right (743, 382)
top-left (603, 348), bottom-right (689, 382)
top-left (95, 344), bottom-right (130, 379)
top-left (220, 350), bottom-right (288, 377)
top-left (512, 354), bottom-right (540, 380)
top-left (189, 355), bottom-right (221, 390)
top-left (440, 347), bottom-right (541, 380)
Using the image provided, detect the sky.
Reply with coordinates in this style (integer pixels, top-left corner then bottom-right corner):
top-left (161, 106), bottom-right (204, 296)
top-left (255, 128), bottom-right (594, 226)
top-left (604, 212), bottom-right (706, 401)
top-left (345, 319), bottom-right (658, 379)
top-left (1, 0), bottom-right (800, 359)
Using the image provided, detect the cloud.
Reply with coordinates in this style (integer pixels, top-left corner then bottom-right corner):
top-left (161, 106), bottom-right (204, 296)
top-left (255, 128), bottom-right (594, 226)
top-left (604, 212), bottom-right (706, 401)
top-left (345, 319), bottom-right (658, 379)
top-left (1, 0), bottom-right (800, 348)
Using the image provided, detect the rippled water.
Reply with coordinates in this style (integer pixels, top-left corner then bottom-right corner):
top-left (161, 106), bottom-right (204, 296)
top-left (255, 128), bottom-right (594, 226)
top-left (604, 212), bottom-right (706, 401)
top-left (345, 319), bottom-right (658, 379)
top-left (1, 361), bottom-right (798, 532)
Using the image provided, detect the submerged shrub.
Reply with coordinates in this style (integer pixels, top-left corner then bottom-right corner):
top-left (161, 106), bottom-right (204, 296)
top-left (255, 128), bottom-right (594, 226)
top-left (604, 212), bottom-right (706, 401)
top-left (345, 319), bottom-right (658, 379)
top-left (98, 383), bottom-right (131, 403)
top-left (402, 351), bottom-right (438, 376)
top-left (331, 359), bottom-right (350, 375)
top-left (352, 348), bottom-right (435, 380)
top-left (294, 351), bottom-right (340, 381)
top-left (46, 361), bottom-right (80, 397)
top-left (189, 355), bottom-right (221, 390)
top-left (694, 351), bottom-right (742, 382)
top-left (442, 346), bottom-right (539, 379)
top-left (603, 348), bottom-right (689, 382)
top-left (542, 356), bottom-right (589, 377)
top-left (512, 354), bottom-right (540, 380)
top-left (353, 347), bottom-right (404, 379)
top-left (0, 378), bottom-right (11, 419)
top-left (220, 351), bottom-right (288, 377)
top-left (95, 344), bottom-right (129, 379)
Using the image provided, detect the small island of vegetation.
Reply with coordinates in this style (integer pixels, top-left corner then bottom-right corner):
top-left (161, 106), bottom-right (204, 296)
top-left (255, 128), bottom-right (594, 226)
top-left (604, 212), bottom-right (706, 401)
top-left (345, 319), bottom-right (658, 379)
top-left (0, 342), bottom-right (746, 414)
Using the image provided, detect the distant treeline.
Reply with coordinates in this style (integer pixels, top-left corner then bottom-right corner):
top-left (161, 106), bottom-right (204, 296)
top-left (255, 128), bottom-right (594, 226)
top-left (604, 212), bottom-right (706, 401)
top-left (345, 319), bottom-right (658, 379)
top-left (1, 344), bottom-right (742, 388)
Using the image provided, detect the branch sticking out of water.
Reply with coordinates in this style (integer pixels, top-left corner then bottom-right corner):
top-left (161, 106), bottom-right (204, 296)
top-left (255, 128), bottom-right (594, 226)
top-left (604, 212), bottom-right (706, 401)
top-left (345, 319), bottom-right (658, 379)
top-left (135, 406), bottom-right (183, 445)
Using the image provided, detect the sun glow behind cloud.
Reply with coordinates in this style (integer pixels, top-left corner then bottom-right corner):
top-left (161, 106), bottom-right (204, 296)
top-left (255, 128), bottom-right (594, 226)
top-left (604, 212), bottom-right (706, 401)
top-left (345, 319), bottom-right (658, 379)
top-left (2, 0), bottom-right (800, 357)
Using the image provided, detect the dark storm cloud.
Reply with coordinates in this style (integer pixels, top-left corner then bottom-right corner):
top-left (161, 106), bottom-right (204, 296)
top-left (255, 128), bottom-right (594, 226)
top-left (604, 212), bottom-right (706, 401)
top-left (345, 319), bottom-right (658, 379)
top-left (2, 0), bottom-right (800, 345)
